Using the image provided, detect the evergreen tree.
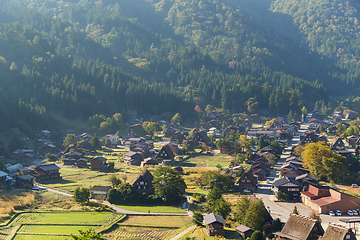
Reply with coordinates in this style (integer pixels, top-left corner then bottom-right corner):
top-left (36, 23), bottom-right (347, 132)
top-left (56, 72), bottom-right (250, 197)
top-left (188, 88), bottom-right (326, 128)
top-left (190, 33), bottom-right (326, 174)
top-left (90, 134), bottom-right (101, 150)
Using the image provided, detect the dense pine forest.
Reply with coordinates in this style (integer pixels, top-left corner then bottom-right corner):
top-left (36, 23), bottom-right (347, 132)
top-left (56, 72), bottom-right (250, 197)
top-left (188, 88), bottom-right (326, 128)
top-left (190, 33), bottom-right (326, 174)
top-left (0, 0), bottom-right (360, 133)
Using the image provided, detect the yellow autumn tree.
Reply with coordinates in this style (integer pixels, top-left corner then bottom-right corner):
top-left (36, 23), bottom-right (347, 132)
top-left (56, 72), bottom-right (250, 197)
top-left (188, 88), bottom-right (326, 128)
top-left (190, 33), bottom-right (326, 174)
top-left (301, 142), bottom-right (347, 183)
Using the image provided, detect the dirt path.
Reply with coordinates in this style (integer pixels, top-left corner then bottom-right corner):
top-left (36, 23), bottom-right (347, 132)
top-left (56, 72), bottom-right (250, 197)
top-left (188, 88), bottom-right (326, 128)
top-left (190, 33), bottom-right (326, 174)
top-left (169, 225), bottom-right (196, 240)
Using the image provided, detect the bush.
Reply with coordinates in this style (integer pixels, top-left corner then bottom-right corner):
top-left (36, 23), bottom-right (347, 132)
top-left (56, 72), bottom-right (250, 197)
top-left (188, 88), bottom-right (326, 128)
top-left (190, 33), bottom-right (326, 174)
top-left (192, 211), bottom-right (204, 226)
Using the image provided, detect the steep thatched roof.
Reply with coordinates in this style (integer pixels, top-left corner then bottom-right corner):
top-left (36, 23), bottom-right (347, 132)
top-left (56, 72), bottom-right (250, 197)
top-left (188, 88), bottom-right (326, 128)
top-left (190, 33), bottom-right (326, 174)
top-left (320, 224), bottom-right (354, 240)
top-left (276, 214), bottom-right (324, 240)
top-left (131, 168), bottom-right (154, 186)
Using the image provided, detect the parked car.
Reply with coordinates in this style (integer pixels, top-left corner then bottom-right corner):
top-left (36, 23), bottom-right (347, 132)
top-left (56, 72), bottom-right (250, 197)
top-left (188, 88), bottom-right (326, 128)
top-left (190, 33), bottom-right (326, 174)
top-left (347, 210), bottom-right (354, 216)
top-left (336, 210), bottom-right (342, 216)
top-left (329, 211), bottom-right (335, 216)
top-left (244, 189), bottom-right (251, 193)
top-left (352, 184), bottom-right (359, 188)
top-left (353, 210), bottom-right (359, 215)
top-left (266, 180), bottom-right (271, 184)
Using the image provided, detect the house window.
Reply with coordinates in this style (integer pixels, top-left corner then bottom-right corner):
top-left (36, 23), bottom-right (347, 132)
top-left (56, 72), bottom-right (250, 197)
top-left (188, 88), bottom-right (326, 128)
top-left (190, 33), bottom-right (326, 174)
top-left (346, 235), bottom-right (350, 239)
top-left (164, 153), bottom-right (167, 156)
top-left (138, 186), bottom-right (140, 189)
top-left (242, 180), bottom-right (245, 182)
top-left (288, 188), bottom-right (299, 191)
top-left (327, 206), bottom-right (330, 209)
top-left (247, 180), bottom-right (250, 182)
top-left (140, 181), bottom-right (144, 185)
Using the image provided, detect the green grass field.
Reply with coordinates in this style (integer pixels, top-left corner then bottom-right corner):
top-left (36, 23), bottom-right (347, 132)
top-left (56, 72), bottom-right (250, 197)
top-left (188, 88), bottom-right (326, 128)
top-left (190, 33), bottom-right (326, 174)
top-left (116, 204), bottom-right (185, 213)
top-left (14, 235), bottom-right (71, 240)
top-left (13, 212), bottom-right (120, 225)
top-left (18, 225), bottom-right (92, 234)
top-left (179, 154), bottom-right (232, 167)
top-left (39, 167), bottom-right (140, 193)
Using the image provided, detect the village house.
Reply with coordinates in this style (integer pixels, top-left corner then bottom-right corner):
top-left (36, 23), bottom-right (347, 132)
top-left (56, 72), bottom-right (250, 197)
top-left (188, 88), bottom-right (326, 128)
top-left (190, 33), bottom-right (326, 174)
top-left (100, 134), bottom-right (120, 146)
top-left (39, 142), bottom-right (57, 154)
top-left (249, 114), bottom-right (262, 124)
top-left (273, 177), bottom-right (302, 199)
top-left (164, 123), bottom-right (179, 138)
top-left (140, 157), bottom-right (158, 167)
top-left (236, 170), bottom-right (257, 191)
top-left (170, 131), bottom-right (185, 143)
top-left (334, 150), bottom-right (352, 160)
top-left (0, 171), bottom-right (13, 188)
top-left (77, 158), bottom-right (88, 168)
top-left (300, 132), bottom-right (319, 145)
top-left (16, 174), bottom-right (35, 189)
top-left (252, 169), bottom-right (268, 180)
top-left (347, 135), bottom-right (358, 146)
top-left (78, 133), bottom-right (92, 141)
top-left (207, 120), bottom-right (221, 129)
top-left (331, 137), bottom-right (345, 149)
top-left (193, 131), bottom-right (211, 145)
top-left (156, 144), bottom-right (175, 164)
top-left (125, 124), bottom-right (147, 137)
top-left (274, 214), bottom-right (324, 240)
top-left (7, 164), bottom-right (23, 176)
top-left (91, 186), bottom-right (111, 200)
top-left (124, 151), bottom-right (144, 166)
top-left (90, 157), bottom-right (107, 171)
top-left (328, 125), bottom-right (338, 135)
top-left (236, 225), bottom-right (254, 239)
top-left (131, 169), bottom-right (154, 195)
top-left (31, 164), bottom-right (61, 181)
top-left (295, 173), bottom-right (318, 191)
top-left (320, 224), bottom-right (356, 240)
top-left (207, 127), bottom-right (222, 138)
top-left (77, 140), bottom-right (92, 152)
top-left (204, 213), bottom-right (226, 236)
top-left (301, 184), bottom-right (360, 214)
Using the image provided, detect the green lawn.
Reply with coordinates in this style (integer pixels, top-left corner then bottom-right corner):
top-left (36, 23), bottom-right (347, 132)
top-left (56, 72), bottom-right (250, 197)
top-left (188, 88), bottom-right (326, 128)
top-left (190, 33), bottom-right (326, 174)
top-left (39, 167), bottom-right (140, 193)
top-left (179, 154), bottom-right (231, 167)
top-left (18, 225), bottom-right (93, 234)
top-left (14, 235), bottom-right (71, 240)
top-left (116, 204), bottom-right (185, 213)
top-left (14, 212), bottom-right (121, 225)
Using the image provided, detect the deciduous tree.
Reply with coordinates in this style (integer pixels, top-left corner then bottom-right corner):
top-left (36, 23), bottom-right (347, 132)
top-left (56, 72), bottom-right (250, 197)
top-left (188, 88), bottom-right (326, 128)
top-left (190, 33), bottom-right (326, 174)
top-left (153, 167), bottom-right (186, 203)
top-left (63, 134), bottom-right (78, 147)
top-left (74, 187), bottom-right (90, 205)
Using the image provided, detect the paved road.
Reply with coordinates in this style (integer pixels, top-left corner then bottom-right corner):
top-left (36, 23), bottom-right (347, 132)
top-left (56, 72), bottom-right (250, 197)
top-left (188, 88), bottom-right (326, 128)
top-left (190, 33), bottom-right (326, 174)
top-left (36, 184), bottom-right (189, 216)
top-left (255, 117), bottom-right (310, 223)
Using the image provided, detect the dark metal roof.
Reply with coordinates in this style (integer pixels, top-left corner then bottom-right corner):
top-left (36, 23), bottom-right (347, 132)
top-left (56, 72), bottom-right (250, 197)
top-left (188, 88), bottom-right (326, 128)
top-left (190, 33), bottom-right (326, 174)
top-left (94, 157), bottom-right (107, 162)
top-left (18, 174), bottom-right (35, 180)
top-left (295, 173), bottom-right (318, 181)
top-left (273, 177), bottom-right (302, 188)
top-left (339, 218), bottom-right (360, 223)
top-left (39, 164), bottom-right (60, 171)
top-left (235, 225), bottom-right (254, 233)
top-left (91, 186), bottom-right (111, 192)
top-left (204, 213), bottom-right (226, 225)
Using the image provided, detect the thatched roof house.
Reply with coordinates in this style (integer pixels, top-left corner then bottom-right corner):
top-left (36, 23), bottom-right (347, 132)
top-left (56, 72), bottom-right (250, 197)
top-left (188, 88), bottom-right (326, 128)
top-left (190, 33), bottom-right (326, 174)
top-left (274, 214), bottom-right (324, 240)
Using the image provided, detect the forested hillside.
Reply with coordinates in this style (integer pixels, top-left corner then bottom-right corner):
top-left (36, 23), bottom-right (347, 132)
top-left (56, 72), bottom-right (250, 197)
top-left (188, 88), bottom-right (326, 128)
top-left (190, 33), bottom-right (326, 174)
top-left (0, 0), bottom-right (360, 133)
